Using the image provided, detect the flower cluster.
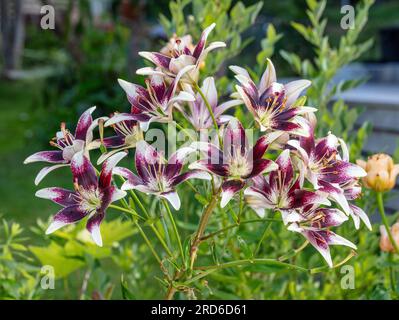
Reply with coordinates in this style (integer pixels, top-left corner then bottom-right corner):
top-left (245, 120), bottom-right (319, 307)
top-left (25, 24), bottom-right (370, 267)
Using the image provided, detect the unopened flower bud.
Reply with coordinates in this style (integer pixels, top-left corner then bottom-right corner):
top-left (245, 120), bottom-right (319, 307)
top-left (356, 154), bottom-right (399, 192)
top-left (380, 222), bottom-right (399, 252)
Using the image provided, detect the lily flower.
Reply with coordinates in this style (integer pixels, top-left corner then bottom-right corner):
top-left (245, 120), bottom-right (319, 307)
top-left (177, 77), bottom-right (242, 130)
top-left (24, 106), bottom-right (103, 185)
top-left (286, 204), bottom-right (356, 267)
top-left (189, 119), bottom-right (278, 208)
top-left (231, 59), bottom-right (315, 136)
top-left (288, 127), bottom-right (370, 230)
top-left (339, 178), bottom-right (372, 230)
top-left (137, 23), bottom-right (225, 82)
top-left (114, 141), bottom-right (211, 210)
top-left (244, 149), bottom-right (330, 218)
top-left (111, 73), bottom-right (195, 132)
top-left (97, 114), bottom-right (143, 164)
top-left (288, 128), bottom-right (366, 209)
top-left (35, 151), bottom-right (128, 247)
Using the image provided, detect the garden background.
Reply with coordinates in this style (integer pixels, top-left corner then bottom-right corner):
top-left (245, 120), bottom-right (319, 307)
top-left (1, 0), bottom-right (399, 300)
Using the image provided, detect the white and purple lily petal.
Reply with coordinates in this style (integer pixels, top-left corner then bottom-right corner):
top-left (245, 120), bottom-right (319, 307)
top-left (45, 204), bottom-right (89, 235)
top-left (75, 106), bottom-right (96, 140)
top-left (319, 160), bottom-right (367, 185)
top-left (289, 129), bottom-right (367, 193)
top-left (35, 187), bottom-right (79, 207)
top-left (220, 179), bottom-right (246, 208)
top-left (292, 227), bottom-right (357, 268)
top-left (42, 151), bottom-right (127, 246)
top-left (309, 207), bottom-right (348, 228)
top-left (119, 141), bottom-right (210, 210)
top-left (180, 77), bottom-right (241, 130)
top-left (349, 204), bottom-right (372, 231)
top-left (189, 119), bottom-right (278, 207)
top-left (231, 59), bottom-right (314, 136)
top-left (71, 151), bottom-right (98, 190)
top-left (24, 106), bottom-right (102, 184)
top-left (159, 191), bottom-right (181, 210)
top-left (117, 71), bottom-right (195, 130)
top-left (33, 164), bottom-right (70, 186)
top-left (86, 211), bottom-right (105, 246)
top-left (318, 180), bottom-right (352, 215)
top-left (97, 114), bottom-right (143, 164)
top-left (24, 150), bottom-right (66, 165)
top-left (137, 23), bottom-right (225, 82)
top-left (245, 150), bottom-right (330, 218)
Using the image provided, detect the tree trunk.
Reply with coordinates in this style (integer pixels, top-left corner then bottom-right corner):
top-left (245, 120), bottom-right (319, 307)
top-left (0, 0), bottom-right (25, 78)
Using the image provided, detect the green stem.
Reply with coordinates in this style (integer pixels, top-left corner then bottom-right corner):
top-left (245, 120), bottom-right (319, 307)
top-left (150, 223), bottom-right (173, 257)
top-left (185, 180), bottom-right (200, 194)
top-left (377, 192), bottom-right (399, 254)
top-left (227, 203), bottom-right (238, 223)
top-left (111, 193), bottom-right (173, 258)
top-left (278, 240), bottom-right (309, 262)
top-left (193, 82), bottom-right (222, 146)
top-left (238, 189), bottom-right (244, 224)
top-left (163, 200), bottom-right (185, 264)
top-left (109, 204), bottom-right (144, 220)
top-left (310, 250), bottom-right (356, 274)
top-left (130, 189), bottom-right (150, 218)
top-left (186, 259), bottom-right (307, 285)
top-left (199, 218), bottom-right (279, 242)
top-left (128, 191), bottom-right (173, 257)
top-left (175, 122), bottom-right (197, 142)
top-left (160, 213), bottom-right (173, 250)
top-left (190, 190), bottom-right (220, 270)
top-left (388, 253), bottom-right (396, 294)
top-left (134, 220), bottom-right (162, 264)
top-left (254, 214), bottom-right (275, 256)
top-left (113, 199), bottom-right (173, 257)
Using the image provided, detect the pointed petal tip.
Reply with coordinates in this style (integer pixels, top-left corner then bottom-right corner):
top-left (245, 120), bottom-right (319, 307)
top-left (35, 188), bottom-right (50, 199)
top-left (161, 191), bottom-right (181, 210)
top-left (120, 182), bottom-right (130, 191)
top-left (90, 226), bottom-right (103, 247)
top-left (220, 194), bottom-right (230, 208)
top-left (203, 22), bottom-right (216, 35)
top-left (87, 106), bottom-right (96, 114)
top-left (23, 156), bottom-right (32, 164)
top-left (117, 78), bottom-right (135, 95)
top-left (106, 150), bottom-right (128, 164)
top-left (138, 51), bottom-right (150, 58)
top-left (34, 164), bottom-right (69, 186)
top-left (136, 67), bottom-right (158, 76)
top-left (254, 208), bottom-right (265, 218)
top-left (45, 220), bottom-right (65, 235)
top-left (117, 78), bottom-right (129, 87)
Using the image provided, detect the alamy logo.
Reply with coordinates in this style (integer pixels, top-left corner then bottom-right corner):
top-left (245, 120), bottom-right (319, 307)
top-left (340, 265), bottom-right (355, 289)
top-left (40, 5), bottom-right (55, 30)
top-left (40, 265), bottom-right (55, 289)
top-left (340, 5), bottom-right (355, 30)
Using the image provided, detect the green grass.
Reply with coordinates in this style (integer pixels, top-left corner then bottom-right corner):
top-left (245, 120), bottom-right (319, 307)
top-left (0, 80), bottom-right (70, 226)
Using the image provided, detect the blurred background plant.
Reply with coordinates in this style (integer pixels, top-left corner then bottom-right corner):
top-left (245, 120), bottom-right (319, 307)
top-left (1, 0), bottom-right (399, 300)
top-left (0, 219), bottom-right (41, 299)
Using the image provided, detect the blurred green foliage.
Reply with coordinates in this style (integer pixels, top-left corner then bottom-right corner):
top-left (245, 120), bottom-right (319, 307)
top-left (0, 219), bottom-right (41, 299)
top-left (24, 2), bottom-right (132, 141)
top-left (281, 0), bottom-right (374, 160)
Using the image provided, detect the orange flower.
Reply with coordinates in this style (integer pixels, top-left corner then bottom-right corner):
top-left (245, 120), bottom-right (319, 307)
top-left (356, 154), bottom-right (399, 192)
top-left (379, 222), bottom-right (399, 252)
